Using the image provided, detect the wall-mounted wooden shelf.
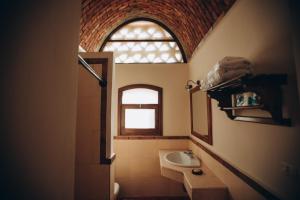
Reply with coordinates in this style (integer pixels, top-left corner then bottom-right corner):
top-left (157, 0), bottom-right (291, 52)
top-left (205, 74), bottom-right (291, 126)
top-left (222, 105), bottom-right (264, 110)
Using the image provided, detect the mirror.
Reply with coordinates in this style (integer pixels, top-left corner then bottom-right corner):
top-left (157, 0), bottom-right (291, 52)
top-left (190, 86), bottom-right (212, 145)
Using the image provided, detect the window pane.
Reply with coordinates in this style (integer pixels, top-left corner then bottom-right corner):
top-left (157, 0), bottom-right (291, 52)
top-left (122, 88), bottom-right (158, 104)
top-left (104, 41), bottom-right (183, 63)
top-left (125, 109), bottom-right (155, 128)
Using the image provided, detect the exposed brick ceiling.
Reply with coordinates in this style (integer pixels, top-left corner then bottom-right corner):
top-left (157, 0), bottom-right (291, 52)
top-left (80, 0), bottom-right (235, 61)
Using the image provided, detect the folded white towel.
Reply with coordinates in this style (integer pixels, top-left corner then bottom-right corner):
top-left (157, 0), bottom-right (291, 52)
top-left (200, 57), bottom-right (253, 90)
top-left (201, 69), bottom-right (251, 90)
top-left (208, 64), bottom-right (253, 80)
top-left (214, 62), bottom-right (252, 71)
top-left (220, 69), bottom-right (251, 82)
top-left (219, 56), bottom-right (250, 65)
top-left (214, 57), bottom-right (252, 70)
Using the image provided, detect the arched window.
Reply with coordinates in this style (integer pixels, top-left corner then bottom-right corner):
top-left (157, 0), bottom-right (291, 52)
top-left (101, 19), bottom-right (186, 63)
top-left (118, 84), bottom-right (162, 135)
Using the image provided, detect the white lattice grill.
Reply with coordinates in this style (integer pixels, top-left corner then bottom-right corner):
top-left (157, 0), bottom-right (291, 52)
top-left (102, 21), bottom-right (184, 63)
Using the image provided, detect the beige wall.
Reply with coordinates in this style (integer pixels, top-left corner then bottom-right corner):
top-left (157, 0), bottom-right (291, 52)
top-left (0, 0), bottom-right (81, 199)
top-left (290, 0), bottom-right (300, 104)
top-left (189, 0), bottom-right (300, 199)
top-left (113, 63), bottom-right (190, 136)
top-left (114, 139), bottom-right (190, 198)
top-left (189, 142), bottom-right (264, 200)
top-left (112, 64), bottom-right (190, 197)
top-left (75, 64), bottom-right (112, 200)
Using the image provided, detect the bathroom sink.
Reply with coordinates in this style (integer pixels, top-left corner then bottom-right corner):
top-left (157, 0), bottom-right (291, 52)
top-left (164, 151), bottom-right (200, 167)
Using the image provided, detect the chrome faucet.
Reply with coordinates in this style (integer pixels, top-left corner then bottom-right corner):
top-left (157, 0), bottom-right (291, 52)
top-left (184, 150), bottom-right (193, 154)
top-left (184, 150), bottom-right (194, 158)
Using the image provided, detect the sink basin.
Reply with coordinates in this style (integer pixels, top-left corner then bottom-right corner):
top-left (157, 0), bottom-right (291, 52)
top-left (164, 151), bottom-right (200, 167)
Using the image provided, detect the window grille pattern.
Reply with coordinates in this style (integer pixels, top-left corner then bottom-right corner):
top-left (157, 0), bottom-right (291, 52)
top-left (102, 21), bottom-right (184, 63)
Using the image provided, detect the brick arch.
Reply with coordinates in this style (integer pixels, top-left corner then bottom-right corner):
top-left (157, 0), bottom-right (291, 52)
top-left (80, 0), bottom-right (235, 60)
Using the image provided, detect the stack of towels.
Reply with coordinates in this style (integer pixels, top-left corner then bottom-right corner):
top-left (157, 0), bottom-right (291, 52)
top-left (200, 56), bottom-right (253, 90)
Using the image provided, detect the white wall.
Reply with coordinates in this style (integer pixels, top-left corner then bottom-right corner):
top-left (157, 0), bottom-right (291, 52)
top-left (113, 63), bottom-right (190, 136)
top-left (188, 0), bottom-right (300, 199)
top-left (0, 0), bottom-right (81, 199)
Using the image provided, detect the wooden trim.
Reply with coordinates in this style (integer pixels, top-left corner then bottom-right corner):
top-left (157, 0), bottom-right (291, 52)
top-left (118, 196), bottom-right (189, 200)
top-left (118, 84), bottom-right (162, 92)
top-left (207, 94), bottom-right (213, 144)
top-left (233, 116), bottom-right (291, 126)
top-left (114, 136), bottom-right (189, 140)
top-left (99, 17), bottom-right (187, 63)
top-left (190, 137), bottom-right (280, 200)
top-left (120, 104), bottom-right (160, 135)
top-left (100, 59), bottom-right (108, 165)
top-left (118, 84), bottom-right (163, 136)
top-left (190, 86), bottom-right (213, 145)
top-left (118, 87), bottom-right (122, 136)
top-left (118, 197), bottom-right (189, 200)
top-left (79, 56), bottom-right (115, 165)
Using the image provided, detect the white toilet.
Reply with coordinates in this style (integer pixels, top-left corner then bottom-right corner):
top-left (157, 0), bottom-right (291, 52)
top-left (114, 182), bottom-right (120, 200)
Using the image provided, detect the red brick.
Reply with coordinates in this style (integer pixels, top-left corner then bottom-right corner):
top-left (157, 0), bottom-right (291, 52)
top-left (80, 0), bottom-right (235, 60)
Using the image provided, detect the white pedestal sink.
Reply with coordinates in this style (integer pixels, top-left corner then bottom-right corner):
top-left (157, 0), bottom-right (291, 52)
top-left (164, 151), bottom-right (200, 167)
